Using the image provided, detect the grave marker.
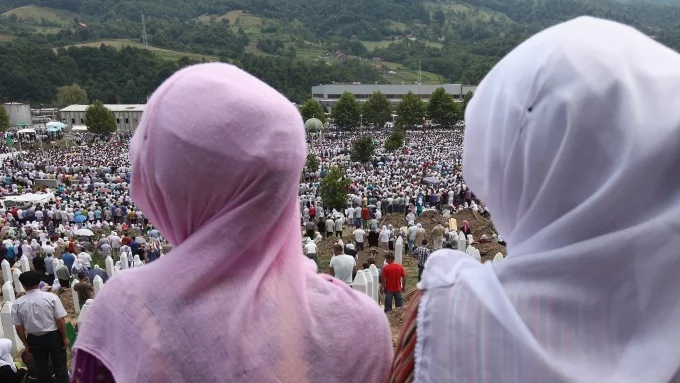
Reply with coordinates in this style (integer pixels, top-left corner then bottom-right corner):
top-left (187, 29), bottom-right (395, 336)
top-left (71, 279), bottom-right (81, 314)
top-left (19, 256), bottom-right (30, 273)
top-left (105, 256), bottom-right (114, 278)
top-left (369, 264), bottom-right (379, 303)
top-left (120, 253), bottom-right (129, 270)
top-left (2, 281), bottom-right (15, 302)
top-left (395, 237), bottom-right (403, 264)
top-left (493, 253), bottom-right (504, 263)
top-left (0, 302), bottom-right (23, 353)
top-left (1, 260), bottom-right (11, 285)
top-left (78, 299), bottom-right (94, 325)
top-left (351, 270), bottom-right (368, 295)
top-left (12, 268), bottom-right (24, 293)
top-left (93, 275), bottom-right (103, 295)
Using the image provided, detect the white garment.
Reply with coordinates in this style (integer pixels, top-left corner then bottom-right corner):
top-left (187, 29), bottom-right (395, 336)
top-left (329, 254), bottom-right (355, 284)
top-left (0, 339), bottom-right (16, 372)
top-left (418, 17), bottom-right (680, 383)
top-left (78, 252), bottom-right (92, 268)
top-left (352, 228), bottom-right (365, 243)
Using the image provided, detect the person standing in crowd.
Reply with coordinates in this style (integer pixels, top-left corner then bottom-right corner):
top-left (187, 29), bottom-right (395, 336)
top-left (432, 221), bottom-right (445, 250)
top-left (413, 240), bottom-right (431, 281)
top-left (334, 214), bottom-right (344, 238)
top-left (77, 247), bottom-right (92, 269)
top-left (325, 216), bottom-right (335, 238)
top-left (0, 339), bottom-right (27, 383)
top-left (12, 271), bottom-right (69, 383)
top-left (74, 271), bottom-right (95, 309)
top-left (381, 252), bottom-right (405, 313)
top-left (353, 226), bottom-right (366, 251)
top-left (60, 248), bottom-right (76, 270)
top-left (55, 262), bottom-right (70, 289)
top-left (44, 251), bottom-right (56, 285)
top-left (391, 17), bottom-right (680, 382)
top-left (329, 243), bottom-right (356, 284)
top-left (72, 63), bottom-right (392, 382)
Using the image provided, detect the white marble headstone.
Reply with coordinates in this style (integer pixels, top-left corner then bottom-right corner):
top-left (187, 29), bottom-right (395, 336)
top-left (351, 270), bottom-right (368, 295)
top-left (105, 256), bottom-right (114, 278)
top-left (369, 265), bottom-right (379, 303)
top-left (12, 268), bottom-right (24, 294)
top-left (0, 302), bottom-right (23, 353)
top-left (71, 279), bottom-right (81, 314)
top-left (2, 281), bottom-right (15, 302)
top-left (1, 260), bottom-right (11, 286)
top-left (395, 237), bottom-right (403, 265)
top-left (92, 275), bottom-right (103, 296)
top-left (120, 253), bottom-right (129, 270)
top-left (19, 256), bottom-right (30, 273)
top-left (78, 299), bottom-right (94, 325)
top-left (493, 253), bottom-right (504, 264)
top-left (467, 234), bottom-right (474, 245)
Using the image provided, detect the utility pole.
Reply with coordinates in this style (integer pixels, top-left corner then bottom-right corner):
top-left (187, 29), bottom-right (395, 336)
top-left (418, 60), bottom-right (422, 85)
top-left (141, 14), bottom-right (149, 46)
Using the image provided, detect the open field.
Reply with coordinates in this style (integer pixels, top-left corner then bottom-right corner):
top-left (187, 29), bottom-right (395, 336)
top-left (425, 1), bottom-right (511, 22)
top-left (0, 34), bottom-right (15, 43)
top-left (361, 39), bottom-right (443, 51)
top-left (59, 39), bottom-right (218, 61)
top-left (2, 5), bottom-right (79, 26)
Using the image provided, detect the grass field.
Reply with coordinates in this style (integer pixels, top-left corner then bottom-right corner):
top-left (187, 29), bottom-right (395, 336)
top-left (2, 5), bottom-right (79, 26)
top-left (361, 39), bottom-right (443, 51)
top-left (60, 39), bottom-right (218, 61)
top-left (0, 34), bottom-right (15, 43)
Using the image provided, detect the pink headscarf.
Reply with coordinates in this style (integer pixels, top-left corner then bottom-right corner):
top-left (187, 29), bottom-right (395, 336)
top-left (73, 63), bottom-right (392, 381)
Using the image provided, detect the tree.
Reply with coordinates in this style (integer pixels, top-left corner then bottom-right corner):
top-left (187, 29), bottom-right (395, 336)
top-left (56, 84), bottom-right (88, 108)
top-left (331, 92), bottom-right (361, 129)
top-left (320, 166), bottom-right (351, 211)
top-left (427, 87), bottom-right (458, 128)
top-left (384, 123), bottom-right (405, 152)
top-left (85, 100), bottom-right (116, 135)
top-left (300, 99), bottom-right (326, 123)
top-left (0, 107), bottom-right (9, 133)
top-left (362, 91), bottom-right (392, 128)
top-left (396, 91), bottom-right (425, 128)
top-left (351, 135), bottom-right (376, 163)
top-left (306, 153), bottom-right (320, 172)
top-left (463, 90), bottom-right (474, 114)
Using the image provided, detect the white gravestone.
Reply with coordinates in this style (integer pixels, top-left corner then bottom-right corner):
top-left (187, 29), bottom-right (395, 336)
top-left (493, 253), bottom-right (504, 264)
top-left (1, 302), bottom-right (23, 353)
top-left (395, 237), bottom-right (403, 265)
top-left (19, 256), bottom-right (30, 273)
top-left (472, 248), bottom-right (481, 262)
top-left (364, 270), bottom-right (374, 303)
top-left (457, 233), bottom-right (467, 254)
top-left (351, 270), bottom-right (368, 295)
top-left (52, 258), bottom-right (59, 275)
top-left (120, 253), bottom-right (129, 270)
top-left (58, 259), bottom-right (64, 268)
top-left (467, 234), bottom-right (474, 245)
top-left (1, 260), bottom-right (11, 286)
top-left (78, 299), bottom-right (94, 325)
top-left (92, 275), bottom-right (104, 296)
top-left (2, 281), bottom-right (15, 302)
top-left (369, 264), bottom-right (379, 303)
top-left (105, 256), bottom-right (114, 278)
top-left (12, 268), bottom-right (24, 294)
top-left (71, 279), bottom-right (81, 314)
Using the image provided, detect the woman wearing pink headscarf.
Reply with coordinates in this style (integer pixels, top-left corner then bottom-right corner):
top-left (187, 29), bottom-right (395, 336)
top-left (391, 17), bottom-right (680, 382)
top-left (72, 63), bottom-right (393, 382)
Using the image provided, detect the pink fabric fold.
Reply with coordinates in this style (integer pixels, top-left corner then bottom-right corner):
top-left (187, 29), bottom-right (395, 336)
top-left (73, 63), bottom-right (393, 382)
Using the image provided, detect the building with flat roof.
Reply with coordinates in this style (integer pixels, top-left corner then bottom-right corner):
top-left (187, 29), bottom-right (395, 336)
top-left (311, 84), bottom-right (477, 108)
top-left (59, 104), bottom-right (146, 132)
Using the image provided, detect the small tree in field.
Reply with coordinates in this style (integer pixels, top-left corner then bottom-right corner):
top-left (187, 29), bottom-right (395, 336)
top-left (306, 153), bottom-right (320, 172)
top-left (351, 135), bottom-right (376, 163)
top-left (384, 123), bottom-right (405, 152)
top-left (320, 166), bottom-right (351, 211)
top-left (300, 99), bottom-right (326, 123)
top-left (85, 100), bottom-right (116, 135)
top-left (0, 106), bottom-right (10, 133)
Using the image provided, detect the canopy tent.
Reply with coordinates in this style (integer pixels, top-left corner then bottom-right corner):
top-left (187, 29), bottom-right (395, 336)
top-left (17, 128), bottom-right (36, 134)
top-left (72, 125), bottom-right (88, 131)
top-left (46, 121), bottom-right (66, 130)
top-left (46, 127), bottom-right (60, 133)
top-left (13, 122), bottom-right (30, 127)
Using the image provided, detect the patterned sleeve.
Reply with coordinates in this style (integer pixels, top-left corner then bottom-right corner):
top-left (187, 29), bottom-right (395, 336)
top-left (72, 349), bottom-right (116, 383)
top-left (389, 289), bottom-right (422, 383)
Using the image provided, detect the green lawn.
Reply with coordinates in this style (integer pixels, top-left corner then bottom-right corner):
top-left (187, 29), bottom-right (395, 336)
top-left (2, 5), bottom-right (79, 26)
top-left (0, 34), bottom-right (14, 43)
top-left (60, 39), bottom-right (218, 61)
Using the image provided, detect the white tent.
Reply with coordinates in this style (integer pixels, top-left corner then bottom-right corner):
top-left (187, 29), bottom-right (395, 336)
top-left (72, 125), bottom-right (88, 131)
top-left (17, 128), bottom-right (36, 134)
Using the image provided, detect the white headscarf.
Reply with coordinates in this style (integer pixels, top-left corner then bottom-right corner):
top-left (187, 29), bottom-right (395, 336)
top-left (417, 17), bottom-right (680, 382)
top-left (0, 338), bottom-right (16, 372)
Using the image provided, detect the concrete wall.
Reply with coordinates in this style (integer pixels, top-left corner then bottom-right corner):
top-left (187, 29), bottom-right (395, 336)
top-left (59, 110), bottom-right (143, 132)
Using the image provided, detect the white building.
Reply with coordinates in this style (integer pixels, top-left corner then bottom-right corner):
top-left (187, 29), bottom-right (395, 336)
top-left (311, 84), bottom-right (477, 108)
top-left (59, 104), bottom-right (146, 133)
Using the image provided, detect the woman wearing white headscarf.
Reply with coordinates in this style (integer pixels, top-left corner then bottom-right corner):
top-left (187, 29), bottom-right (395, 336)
top-left (379, 225), bottom-right (390, 249)
top-left (390, 17), bottom-right (680, 382)
top-left (132, 254), bottom-right (144, 268)
top-left (0, 339), bottom-right (26, 382)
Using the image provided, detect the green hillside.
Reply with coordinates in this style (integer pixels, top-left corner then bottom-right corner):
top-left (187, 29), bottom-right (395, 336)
top-left (2, 0), bottom-right (680, 105)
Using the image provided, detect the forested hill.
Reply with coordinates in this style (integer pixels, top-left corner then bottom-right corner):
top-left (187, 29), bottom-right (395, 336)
top-left (2, 0), bottom-right (680, 105)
